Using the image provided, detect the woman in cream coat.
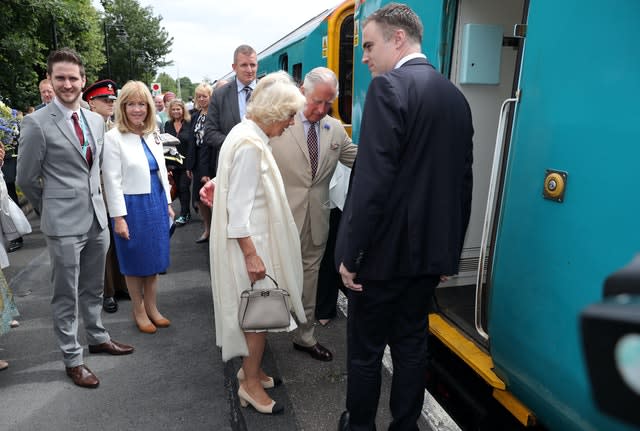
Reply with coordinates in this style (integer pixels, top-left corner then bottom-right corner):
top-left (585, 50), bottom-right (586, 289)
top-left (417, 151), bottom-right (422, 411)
top-left (102, 81), bottom-right (174, 334)
top-left (211, 72), bottom-right (306, 415)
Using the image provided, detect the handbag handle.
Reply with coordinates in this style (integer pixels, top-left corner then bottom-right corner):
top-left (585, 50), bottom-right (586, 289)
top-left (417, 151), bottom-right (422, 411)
top-left (250, 274), bottom-right (278, 289)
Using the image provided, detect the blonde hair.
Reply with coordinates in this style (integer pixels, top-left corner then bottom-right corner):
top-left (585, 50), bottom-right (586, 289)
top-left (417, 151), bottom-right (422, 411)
top-left (114, 81), bottom-right (157, 134)
top-left (194, 82), bottom-right (213, 97)
top-left (246, 71), bottom-right (305, 125)
top-left (168, 98), bottom-right (191, 122)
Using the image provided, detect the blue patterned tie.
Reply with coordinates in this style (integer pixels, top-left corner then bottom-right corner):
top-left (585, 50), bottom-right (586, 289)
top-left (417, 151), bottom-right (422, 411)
top-left (243, 86), bottom-right (252, 103)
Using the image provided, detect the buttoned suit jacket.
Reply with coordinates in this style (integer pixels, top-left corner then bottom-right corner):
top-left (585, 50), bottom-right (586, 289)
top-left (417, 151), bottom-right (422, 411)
top-left (335, 58), bottom-right (474, 280)
top-left (17, 102), bottom-right (108, 237)
top-left (270, 115), bottom-right (357, 246)
top-left (202, 80), bottom-right (241, 177)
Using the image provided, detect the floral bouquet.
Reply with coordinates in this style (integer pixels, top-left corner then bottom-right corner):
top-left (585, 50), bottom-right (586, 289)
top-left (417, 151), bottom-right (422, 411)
top-left (0, 100), bottom-right (19, 155)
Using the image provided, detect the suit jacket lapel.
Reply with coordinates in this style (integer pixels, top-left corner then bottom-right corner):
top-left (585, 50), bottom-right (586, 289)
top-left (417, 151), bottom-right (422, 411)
top-left (292, 117), bottom-right (311, 166)
top-left (49, 104), bottom-right (84, 159)
top-left (228, 83), bottom-right (241, 124)
top-left (317, 118), bottom-right (330, 175)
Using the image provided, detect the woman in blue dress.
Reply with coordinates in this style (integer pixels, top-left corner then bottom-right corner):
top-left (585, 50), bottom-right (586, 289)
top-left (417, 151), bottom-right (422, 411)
top-left (103, 81), bottom-right (174, 334)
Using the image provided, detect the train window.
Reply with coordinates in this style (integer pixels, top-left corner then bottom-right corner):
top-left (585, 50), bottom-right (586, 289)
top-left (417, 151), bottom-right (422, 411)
top-left (292, 63), bottom-right (302, 86)
top-left (279, 54), bottom-right (289, 73)
top-left (338, 14), bottom-right (354, 124)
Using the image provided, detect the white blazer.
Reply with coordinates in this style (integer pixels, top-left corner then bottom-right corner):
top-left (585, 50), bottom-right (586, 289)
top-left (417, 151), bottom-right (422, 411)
top-left (102, 128), bottom-right (172, 217)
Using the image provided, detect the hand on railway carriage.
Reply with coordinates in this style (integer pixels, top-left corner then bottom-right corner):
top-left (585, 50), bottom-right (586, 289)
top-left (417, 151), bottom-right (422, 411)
top-left (440, 275), bottom-right (449, 282)
top-left (199, 179), bottom-right (215, 208)
top-left (339, 263), bottom-right (362, 292)
top-left (114, 217), bottom-right (130, 240)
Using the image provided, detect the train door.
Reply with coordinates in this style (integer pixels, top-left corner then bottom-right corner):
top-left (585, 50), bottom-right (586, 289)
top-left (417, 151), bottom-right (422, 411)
top-left (435, 0), bottom-right (528, 345)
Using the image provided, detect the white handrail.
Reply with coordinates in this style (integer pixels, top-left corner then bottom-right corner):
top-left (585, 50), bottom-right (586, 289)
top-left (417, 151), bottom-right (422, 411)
top-left (474, 97), bottom-right (518, 341)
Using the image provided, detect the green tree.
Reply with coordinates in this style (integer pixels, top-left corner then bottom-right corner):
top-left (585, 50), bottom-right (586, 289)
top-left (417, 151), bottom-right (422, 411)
top-left (100, 0), bottom-right (173, 86)
top-left (156, 72), bottom-right (176, 95)
top-left (0, 0), bottom-right (105, 110)
top-left (177, 76), bottom-right (195, 100)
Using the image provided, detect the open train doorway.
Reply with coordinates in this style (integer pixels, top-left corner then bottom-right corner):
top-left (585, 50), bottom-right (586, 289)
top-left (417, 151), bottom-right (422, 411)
top-left (435, 0), bottom-right (528, 347)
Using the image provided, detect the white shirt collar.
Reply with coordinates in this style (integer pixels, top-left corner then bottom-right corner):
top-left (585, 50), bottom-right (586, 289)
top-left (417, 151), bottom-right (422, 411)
top-left (236, 79), bottom-right (256, 93)
top-left (394, 52), bottom-right (427, 69)
top-left (53, 97), bottom-right (81, 119)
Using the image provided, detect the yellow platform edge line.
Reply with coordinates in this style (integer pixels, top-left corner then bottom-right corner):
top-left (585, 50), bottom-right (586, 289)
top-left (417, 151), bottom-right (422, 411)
top-left (429, 313), bottom-right (538, 427)
top-left (428, 313), bottom-right (506, 390)
top-left (493, 388), bottom-right (537, 427)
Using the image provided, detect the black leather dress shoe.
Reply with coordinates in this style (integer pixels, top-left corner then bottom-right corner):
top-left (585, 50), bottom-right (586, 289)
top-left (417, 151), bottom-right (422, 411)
top-left (103, 297), bottom-right (118, 313)
top-left (293, 342), bottom-right (333, 361)
top-left (338, 411), bottom-right (350, 431)
top-left (89, 339), bottom-right (134, 355)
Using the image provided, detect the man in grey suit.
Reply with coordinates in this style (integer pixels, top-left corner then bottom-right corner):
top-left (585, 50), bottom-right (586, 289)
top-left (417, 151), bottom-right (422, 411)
top-left (202, 44), bottom-right (258, 181)
top-left (17, 48), bottom-right (134, 389)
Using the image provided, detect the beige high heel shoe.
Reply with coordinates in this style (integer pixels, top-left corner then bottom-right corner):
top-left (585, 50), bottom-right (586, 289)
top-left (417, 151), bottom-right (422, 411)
top-left (237, 385), bottom-right (284, 414)
top-left (237, 368), bottom-right (282, 389)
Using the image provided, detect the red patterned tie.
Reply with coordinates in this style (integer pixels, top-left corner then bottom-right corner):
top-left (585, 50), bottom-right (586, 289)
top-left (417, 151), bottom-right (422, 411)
top-left (307, 122), bottom-right (318, 178)
top-left (71, 112), bottom-right (92, 168)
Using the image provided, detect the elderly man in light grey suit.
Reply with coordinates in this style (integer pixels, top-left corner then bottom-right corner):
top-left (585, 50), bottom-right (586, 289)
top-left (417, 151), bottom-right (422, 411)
top-left (17, 48), bottom-right (133, 389)
top-left (270, 67), bottom-right (357, 362)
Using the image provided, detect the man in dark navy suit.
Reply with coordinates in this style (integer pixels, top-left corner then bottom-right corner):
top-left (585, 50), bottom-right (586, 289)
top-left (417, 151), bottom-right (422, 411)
top-left (335, 4), bottom-right (474, 430)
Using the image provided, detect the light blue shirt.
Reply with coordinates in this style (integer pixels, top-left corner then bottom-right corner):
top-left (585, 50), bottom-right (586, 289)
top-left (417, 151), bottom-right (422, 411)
top-left (236, 79), bottom-right (257, 119)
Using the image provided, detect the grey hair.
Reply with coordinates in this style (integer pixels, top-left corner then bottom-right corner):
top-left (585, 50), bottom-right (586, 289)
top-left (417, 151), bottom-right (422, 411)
top-left (364, 3), bottom-right (423, 44)
top-left (302, 67), bottom-right (339, 97)
top-left (246, 71), bottom-right (305, 125)
top-left (233, 44), bottom-right (257, 64)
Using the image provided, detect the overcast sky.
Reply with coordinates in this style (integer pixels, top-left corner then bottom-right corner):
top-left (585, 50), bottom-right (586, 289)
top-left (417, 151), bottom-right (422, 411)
top-left (114, 0), bottom-right (343, 83)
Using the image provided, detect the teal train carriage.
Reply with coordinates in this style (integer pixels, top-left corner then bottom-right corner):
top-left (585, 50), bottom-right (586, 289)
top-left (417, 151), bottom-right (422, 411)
top-left (256, 0), bottom-right (355, 133)
top-left (247, 0), bottom-right (640, 429)
top-left (352, 1), bottom-right (640, 430)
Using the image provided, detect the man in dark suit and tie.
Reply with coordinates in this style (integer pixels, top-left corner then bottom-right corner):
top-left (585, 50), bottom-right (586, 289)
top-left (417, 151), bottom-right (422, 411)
top-left (202, 44), bottom-right (257, 184)
top-left (17, 48), bottom-right (134, 389)
top-left (335, 4), bottom-right (474, 430)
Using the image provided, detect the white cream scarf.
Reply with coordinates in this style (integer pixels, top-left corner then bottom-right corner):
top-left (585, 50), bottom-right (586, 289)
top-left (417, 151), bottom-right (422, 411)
top-left (210, 120), bottom-right (305, 361)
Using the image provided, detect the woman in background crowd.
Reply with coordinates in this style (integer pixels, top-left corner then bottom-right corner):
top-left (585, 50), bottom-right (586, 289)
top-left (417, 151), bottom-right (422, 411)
top-left (102, 81), bottom-right (174, 334)
top-left (186, 83), bottom-right (213, 243)
top-left (164, 99), bottom-right (192, 226)
top-left (211, 71), bottom-right (306, 415)
top-left (0, 144), bottom-right (19, 371)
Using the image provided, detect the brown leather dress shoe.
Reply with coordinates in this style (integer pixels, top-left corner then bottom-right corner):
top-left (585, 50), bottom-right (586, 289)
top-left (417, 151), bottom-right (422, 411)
top-left (293, 342), bottom-right (333, 361)
top-left (66, 365), bottom-right (99, 388)
top-left (88, 339), bottom-right (134, 355)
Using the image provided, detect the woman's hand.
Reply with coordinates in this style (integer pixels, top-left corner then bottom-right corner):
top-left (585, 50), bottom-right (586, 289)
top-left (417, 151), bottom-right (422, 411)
top-left (168, 205), bottom-right (175, 219)
top-left (199, 179), bottom-right (215, 208)
top-left (237, 237), bottom-right (265, 284)
top-left (186, 170), bottom-right (193, 180)
top-left (114, 217), bottom-right (130, 240)
top-left (244, 254), bottom-right (266, 284)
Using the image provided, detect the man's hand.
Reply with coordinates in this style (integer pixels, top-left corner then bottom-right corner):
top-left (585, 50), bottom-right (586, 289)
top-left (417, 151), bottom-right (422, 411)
top-left (199, 180), bottom-right (215, 208)
top-left (339, 263), bottom-right (362, 292)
